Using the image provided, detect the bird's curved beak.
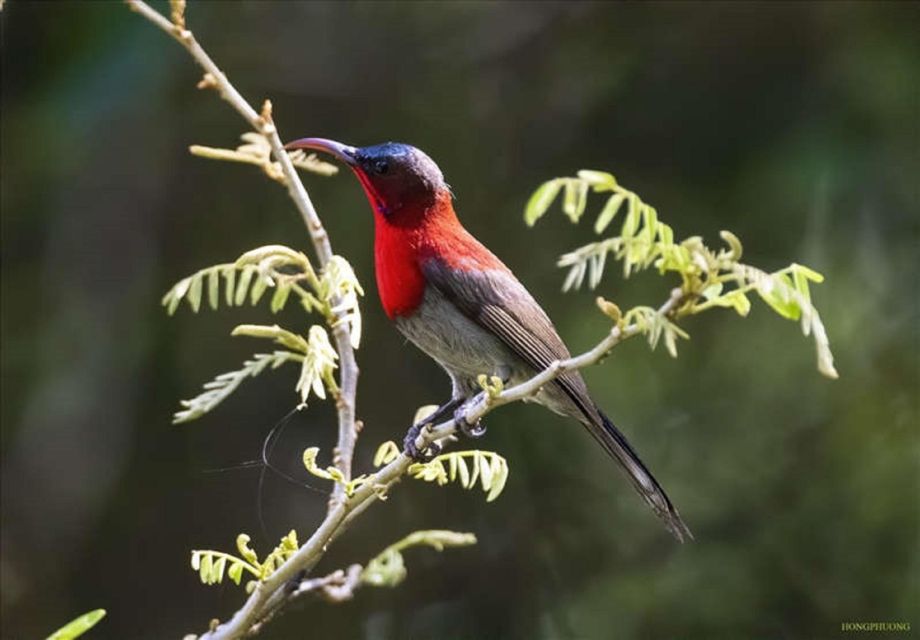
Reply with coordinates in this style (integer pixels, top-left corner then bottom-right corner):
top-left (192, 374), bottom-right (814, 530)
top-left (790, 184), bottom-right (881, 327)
top-left (284, 137), bottom-right (357, 166)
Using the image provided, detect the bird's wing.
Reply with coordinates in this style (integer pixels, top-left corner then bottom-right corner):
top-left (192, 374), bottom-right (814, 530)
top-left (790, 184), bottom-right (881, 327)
top-left (421, 258), bottom-right (599, 423)
top-left (422, 257), bottom-right (693, 542)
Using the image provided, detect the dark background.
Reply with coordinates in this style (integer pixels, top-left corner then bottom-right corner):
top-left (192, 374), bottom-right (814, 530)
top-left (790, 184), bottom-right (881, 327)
top-left (2, 1), bottom-right (918, 639)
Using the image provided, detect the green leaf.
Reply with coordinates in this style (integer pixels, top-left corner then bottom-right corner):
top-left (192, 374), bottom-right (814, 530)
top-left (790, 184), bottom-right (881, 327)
top-left (199, 552), bottom-right (212, 583)
top-left (237, 534), bottom-right (259, 565)
top-left (362, 548), bottom-right (407, 587)
top-left (594, 192), bottom-right (625, 234)
top-left (756, 274), bottom-right (801, 320)
top-left (562, 264), bottom-right (585, 292)
top-left (167, 277), bottom-right (191, 315)
top-left (227, 561), bottom-right (244, 585)
top-left (562, 178), bottom-right (589, 223)
top-left (236, 244), bottom-right (309, 270)
top-left (719, 230), bottom-right (744, 261)
top-left (373, 440), bottom-right (401, 467)
top-left (791, 262), bottom-right (824, 282)
top-left (207, 269), bottom-right (220, 310)
top-left (188, 274), bottom-right (203, 312)
top-left (223, 267), bottom-right (236, 306)
top-left (621, 194), bottom-right (641, 237)
top-left (724, 290), bottom-right (751, 316)
top-left (250, 275), bottom-right (270, 305)
top-left (45, 610), bottom-right (106, 640)
top-left (270, 283), bottom-right (291, 313)
top-left (479, 452), bottom-right (494, 491)
top-left (640, 205), bottom-right (658, 247)
top-left (165, 291), bottom-right (180, 316)
top-left (701, 282), bottom-right (724, 301)
top-left (576, 169), bottom-right (617, 190)
top-left (524, 179), bottom-right (562, 226)
top-left (486, 455), bottom-right (508, 502)
top-left (235, 266), bottom-right (254, 306)
top-left (657, 221), bottom-right (674, 246)
top-left (456, 454), bottom-right (470, 488)
top-left (211, 555), bottom-right (227, 583)
top-left (809, 312), bottom-right (839, 379)
top-left (792, 268), bottom-right (811, 305)
top-left (663, 326), bottom-right (678, 358)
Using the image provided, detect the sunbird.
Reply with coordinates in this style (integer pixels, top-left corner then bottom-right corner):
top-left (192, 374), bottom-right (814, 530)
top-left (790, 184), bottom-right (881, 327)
top-left (285, 138), bottom-right (691, 541)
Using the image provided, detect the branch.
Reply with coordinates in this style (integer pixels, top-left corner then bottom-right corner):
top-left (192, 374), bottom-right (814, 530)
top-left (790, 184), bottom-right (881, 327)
top-left (243, 565), bottom-right (363, 636)
top-left (125, 0), bottom-right (359, 503)
top-left (195, 287), bottom-right (684, 639)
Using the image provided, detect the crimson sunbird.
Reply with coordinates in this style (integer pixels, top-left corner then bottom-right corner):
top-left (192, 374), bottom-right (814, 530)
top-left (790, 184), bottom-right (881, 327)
top-left (285, 138), bottom-right (691, 542)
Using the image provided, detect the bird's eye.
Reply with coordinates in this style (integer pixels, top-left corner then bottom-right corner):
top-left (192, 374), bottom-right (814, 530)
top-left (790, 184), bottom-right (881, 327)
top-left (373, 160), bottom-right (389, 175)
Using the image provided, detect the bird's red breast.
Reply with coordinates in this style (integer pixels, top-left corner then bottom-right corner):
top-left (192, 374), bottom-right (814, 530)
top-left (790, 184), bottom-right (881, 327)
top-left (371, 189), bottom-right (508, 319)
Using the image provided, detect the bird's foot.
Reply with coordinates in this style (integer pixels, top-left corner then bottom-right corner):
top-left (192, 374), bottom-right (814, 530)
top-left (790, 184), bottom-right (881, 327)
top-left (403, 423), bottom-right (442, 462)
top-left (403, 397), bottom-right (464, 461)
top-left (455, 406), bottom-right (487, 439)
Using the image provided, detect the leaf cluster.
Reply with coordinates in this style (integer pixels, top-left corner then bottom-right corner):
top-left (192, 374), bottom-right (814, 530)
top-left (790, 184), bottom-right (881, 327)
top-left (191, 531), bottom-right (299, 594)
top-left (302, 446), bottom-right (385, 498)
top-left (525, 170), bottom-right (837, 377)
top-left (360, 530), bottom-right (477, 588)
top-left (407, 449), bottom-right (510, 503)
top-left (371, 436), bottom-right (511, 503)
top-left (189, 132), bottom-right (338, 184)
top-left (162, 245), bottom-right (363, 422)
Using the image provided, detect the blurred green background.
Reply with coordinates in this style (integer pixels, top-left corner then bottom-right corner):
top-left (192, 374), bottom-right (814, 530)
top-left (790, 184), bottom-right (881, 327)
top-left (2, 1), bottom-right (918, 639)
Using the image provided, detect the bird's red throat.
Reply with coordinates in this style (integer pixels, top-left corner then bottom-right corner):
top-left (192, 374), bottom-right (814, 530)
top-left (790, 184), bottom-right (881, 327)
top-left (361, 186), bottom-right (505, 319)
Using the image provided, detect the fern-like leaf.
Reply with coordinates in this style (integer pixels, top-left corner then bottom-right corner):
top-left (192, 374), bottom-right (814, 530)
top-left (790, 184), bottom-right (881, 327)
top-left (361, 530), bottom-right (477, 588)
top-left (320, 256), bottom-right (365, 348)
top-left (45, 609), bottom-right (106, 640)
top-left (526, 170), bottom-right (838, 378)
top-left (408, 450), bottom-right (510, 502)
top-left (190, 530), bottom-right (299, 593)
top-left (173, 351), bottom-right (302, 424)
top-left (190, 132), bottom-right (337, 183)
top-left (296, 326), bottom-right (339, 403)
top-left (162, 264), bottom-right (274, 315)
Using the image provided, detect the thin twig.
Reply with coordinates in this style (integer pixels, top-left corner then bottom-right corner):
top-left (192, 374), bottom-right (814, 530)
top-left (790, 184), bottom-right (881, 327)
top-left (246, 564), bottom-right (363, 635)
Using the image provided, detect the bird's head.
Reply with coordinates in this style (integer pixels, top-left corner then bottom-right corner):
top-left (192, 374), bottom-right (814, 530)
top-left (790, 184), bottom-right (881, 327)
top-left (285, 138), bottom-right (449, 224)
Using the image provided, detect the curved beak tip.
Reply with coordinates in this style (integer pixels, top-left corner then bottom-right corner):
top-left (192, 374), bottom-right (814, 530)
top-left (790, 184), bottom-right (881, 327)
top-left (284, 137), bottom-right (357, 165)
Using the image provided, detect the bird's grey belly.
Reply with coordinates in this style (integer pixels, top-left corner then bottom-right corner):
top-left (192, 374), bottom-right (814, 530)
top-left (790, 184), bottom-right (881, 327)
top-left (395, 287), bottom-right (514, 388)
top-left (394, 286), bottom-right (578, 417)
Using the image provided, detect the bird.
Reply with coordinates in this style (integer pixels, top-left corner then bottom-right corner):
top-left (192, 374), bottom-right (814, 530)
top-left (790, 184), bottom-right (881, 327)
top-left (284, 138), bottom-right (692, 542)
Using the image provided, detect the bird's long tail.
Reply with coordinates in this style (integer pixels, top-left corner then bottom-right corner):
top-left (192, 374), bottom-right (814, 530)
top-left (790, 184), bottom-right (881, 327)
top-left (584, 407), bottom-right (693, 542)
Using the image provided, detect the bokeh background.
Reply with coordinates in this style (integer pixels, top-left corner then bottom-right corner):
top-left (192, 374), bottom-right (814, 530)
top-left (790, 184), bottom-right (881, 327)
top-left (2, 1), bottom-right (918, 638)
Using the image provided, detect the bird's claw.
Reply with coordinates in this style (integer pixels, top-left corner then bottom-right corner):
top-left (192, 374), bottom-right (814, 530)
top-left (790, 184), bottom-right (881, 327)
top-left (403, 423), bottom-right (442, 462)
top-left (455, 407), bottom-right (487, 439)
top-left (285, 569), bottom-right (307, 595)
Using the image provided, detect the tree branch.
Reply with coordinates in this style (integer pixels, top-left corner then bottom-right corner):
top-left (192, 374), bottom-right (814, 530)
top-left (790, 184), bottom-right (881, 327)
top-left (124, 0), bottom-right (360, 504)
top-left (194, 287), bottom-right (684, 639)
